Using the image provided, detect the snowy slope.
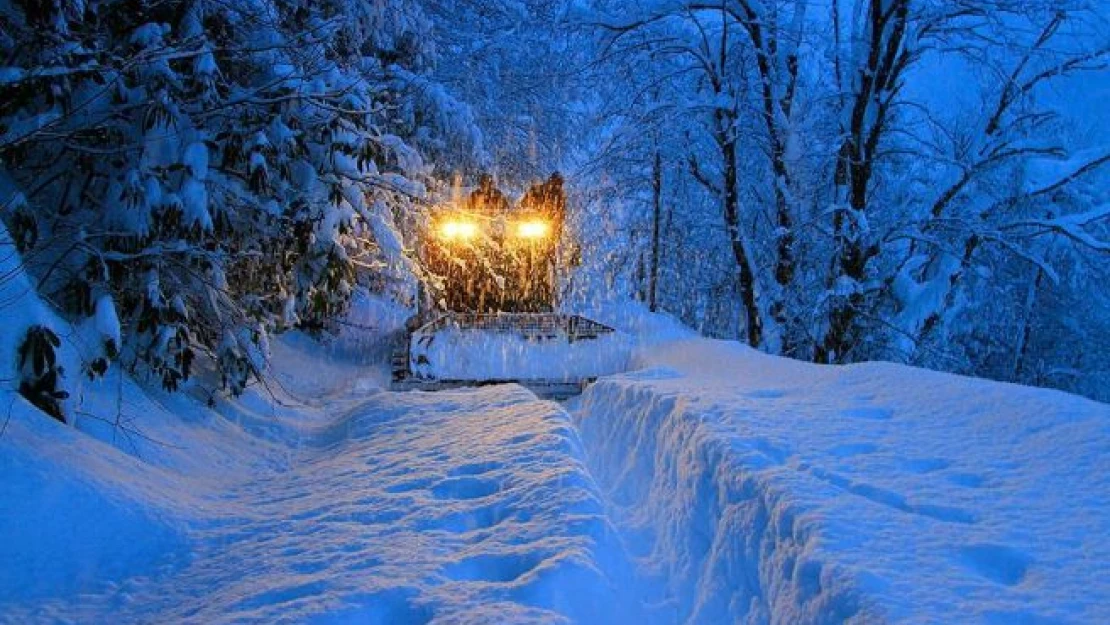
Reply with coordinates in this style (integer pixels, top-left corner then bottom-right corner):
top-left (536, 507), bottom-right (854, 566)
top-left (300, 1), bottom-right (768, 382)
top-left (1, 336), bottom-right (638, 624)
top-left (573, 336), bottom-right (1110, 624)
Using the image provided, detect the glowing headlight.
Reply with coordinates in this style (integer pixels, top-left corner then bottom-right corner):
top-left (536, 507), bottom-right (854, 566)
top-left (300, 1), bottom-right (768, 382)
top-left (514, 219), bottom-right (551, 239)
top-left (438, 220), bottom-right (479, 241)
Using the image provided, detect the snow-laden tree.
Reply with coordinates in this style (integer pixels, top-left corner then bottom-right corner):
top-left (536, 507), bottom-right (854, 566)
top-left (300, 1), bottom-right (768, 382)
top-left (816, 0), bottom-right (1110, 364)
top-left (874, 3), bottom-right (1110, 366)
top-left (572, 0), bottom-right (1110, 398)
top-left (422, 0), bottom-right (594, 184)
top-left (571, 1), bottom-right (823, 349)
top-left (0, 0), bottom-right (479, 414)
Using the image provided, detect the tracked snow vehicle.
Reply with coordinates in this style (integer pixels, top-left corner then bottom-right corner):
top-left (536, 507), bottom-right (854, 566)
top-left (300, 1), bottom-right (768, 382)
top-left (391, 175), bottom-right (624, 398)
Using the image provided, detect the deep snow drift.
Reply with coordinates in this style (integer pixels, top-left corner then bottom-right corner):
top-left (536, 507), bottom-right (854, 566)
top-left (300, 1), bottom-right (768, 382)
top-left (572, 326), bottom-right (1110, 624)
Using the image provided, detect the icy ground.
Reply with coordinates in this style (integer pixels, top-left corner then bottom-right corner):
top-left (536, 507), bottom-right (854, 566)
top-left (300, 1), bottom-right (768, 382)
top-left (572, 324), bottom-right (1110, 624)
top-left (0, 336), bottom-right (636, 624)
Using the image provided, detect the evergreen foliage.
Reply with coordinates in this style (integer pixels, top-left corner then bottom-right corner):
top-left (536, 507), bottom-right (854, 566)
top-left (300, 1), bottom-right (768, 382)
top-left (17, 325), bottom-right (68, 423)
top-left (0, 0), bottom-right (479, 403)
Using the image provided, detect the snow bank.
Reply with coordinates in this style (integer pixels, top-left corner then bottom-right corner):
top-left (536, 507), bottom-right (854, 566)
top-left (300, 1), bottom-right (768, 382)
top-left (573, 337), bottom-right (1110, 624)
top-left (0, 223), bottom-right (194, 596)
top-left (0, 337), bottom-right (329, 608)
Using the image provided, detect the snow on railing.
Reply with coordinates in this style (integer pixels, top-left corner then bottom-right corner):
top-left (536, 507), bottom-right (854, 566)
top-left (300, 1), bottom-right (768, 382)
top-left (414, 313), bottom-right (615, 342)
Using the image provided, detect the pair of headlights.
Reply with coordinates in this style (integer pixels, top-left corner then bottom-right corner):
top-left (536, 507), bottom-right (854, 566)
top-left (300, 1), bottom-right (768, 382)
top-left (437, 218), bottom-right (551, 242)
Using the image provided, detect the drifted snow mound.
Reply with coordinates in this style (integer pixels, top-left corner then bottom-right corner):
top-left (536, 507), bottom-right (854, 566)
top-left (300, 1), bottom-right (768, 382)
top-left (414, 327), bottom-right (632, 382)
top-left (572, 338), bottom-right (1110, 625)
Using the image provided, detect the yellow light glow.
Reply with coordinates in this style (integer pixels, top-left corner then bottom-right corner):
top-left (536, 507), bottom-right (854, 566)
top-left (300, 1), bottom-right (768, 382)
top-left (515, 219), bottom-right (551, 239)
top-left (438, 220), bottom-right (479, 240)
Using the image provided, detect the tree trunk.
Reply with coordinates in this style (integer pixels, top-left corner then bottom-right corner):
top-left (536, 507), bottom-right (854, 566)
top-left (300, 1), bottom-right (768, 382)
top-left (1013, 266), bottom-right (1044, 380)
top-left (742, 11), bottom-right (797, 355)
top-left (719, 119), bottom-right (762, 348)
top-left (767, 120), bottom-right (796, 354)
top-left (817, 164), bottom-right (875, 363)
top-left (817, 0), bottom-right (909, 364)
top-left (649, 150), bottom-right (662, 312)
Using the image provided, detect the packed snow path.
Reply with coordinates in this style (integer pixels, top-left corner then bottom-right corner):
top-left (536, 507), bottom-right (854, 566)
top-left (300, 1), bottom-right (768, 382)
top-left (1, 363), bottom-right (636, 623)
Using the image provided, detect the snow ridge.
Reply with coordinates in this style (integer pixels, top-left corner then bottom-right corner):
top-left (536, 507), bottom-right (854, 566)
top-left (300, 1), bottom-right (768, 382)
top-left (574, 380), bottom-right (872, 625)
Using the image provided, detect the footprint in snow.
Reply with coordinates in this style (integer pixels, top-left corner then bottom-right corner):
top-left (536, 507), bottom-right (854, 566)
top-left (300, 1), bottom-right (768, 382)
top-left (842, 406), bottom-right (894, 421)
top-left (900, 457), bottom-right (951, 474)
top-left (442, 552), bottom-right (540, 584)
top-left (385, 476), bottom-right (437, 494)
top-left (506, 432), bottom-right (536, 446)
top-left (431, 476), bottom-right (501, 501)
top-left (807, 466), bottom-right (976, 525)
top-left (421, 502), bottom-right (510, 534)
top-left (955, 543), bottom-right (1031, 586)
top-left (448, 461), bottom-right (503, 477)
